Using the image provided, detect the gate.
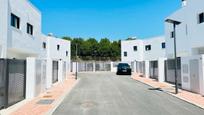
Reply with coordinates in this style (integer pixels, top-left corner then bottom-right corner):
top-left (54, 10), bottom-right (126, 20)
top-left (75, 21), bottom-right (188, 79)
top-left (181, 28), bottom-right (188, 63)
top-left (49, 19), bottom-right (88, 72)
top-left (78, 62), bottom-right (94, 72)
top-left (35, 60), bottom-right (47, 96)
top-left (74, 61), bottom-right (112, 72)
top-left (165, 58), bottom-right (181, 85)
top-left (63, 61), bottom-right (66, 80)
top-left (136, 61), bottom-right (145, 76)
top-left (95, 62), bottom-right (111, 71)
top-left (190, 59), bottom-right (200, 93)
top-left (7, 59), bottom-right (26, 107)
top-left (131, 62), bottom-right (135, 72)
top-left (149, 61), bottom-right (158, 80)
top-left (52, 61), bottom-right (58, 83)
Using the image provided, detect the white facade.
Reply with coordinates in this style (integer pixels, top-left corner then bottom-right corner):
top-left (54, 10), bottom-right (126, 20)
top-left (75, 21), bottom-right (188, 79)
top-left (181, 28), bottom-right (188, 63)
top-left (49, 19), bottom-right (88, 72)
top-left (0, 0), bottom-right (71, 61)
top-left (165, 0), bottom-right (204, 95)
top-left (0, 0), bottom-right (42, 59)
top-left (165, 0), bottom-right (204, 58)
top-left (143, 36), bottom-right (166, 61)
top-left (121, 36), bottom-right (166, 62)
top-left (40, 35), bottom-right (71, 88)
top-left (41, 35), bottom-right (71, 61)
top-left (121, 39), bottom-right (144, 62)
top-left (0, 0), bottom-right (72, 105)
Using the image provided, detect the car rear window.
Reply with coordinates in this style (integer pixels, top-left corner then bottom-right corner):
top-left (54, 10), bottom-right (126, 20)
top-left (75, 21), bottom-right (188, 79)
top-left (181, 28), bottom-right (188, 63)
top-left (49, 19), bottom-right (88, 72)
top-left (118, 63), bottom-right (130, 68)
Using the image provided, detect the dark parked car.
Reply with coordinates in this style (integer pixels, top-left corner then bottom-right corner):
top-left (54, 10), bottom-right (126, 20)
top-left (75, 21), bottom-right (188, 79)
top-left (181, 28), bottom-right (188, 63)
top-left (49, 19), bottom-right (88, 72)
top-left (116, 63), bottom-right (132, 75)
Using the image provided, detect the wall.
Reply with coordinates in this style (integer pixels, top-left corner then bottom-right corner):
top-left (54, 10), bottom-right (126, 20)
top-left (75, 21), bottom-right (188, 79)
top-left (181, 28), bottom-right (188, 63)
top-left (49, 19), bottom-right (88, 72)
top-left (0, 0), bottom-right (9, 58)
top-left (46, 36), bottom-right (71, 61)
top-left (121, 36), bottom-right (166, 62)
top-left (143, 36), bottom-right (166, 61)
top-left (6, 0), bottom-right (42, 59)
top-left (121, 39), bottom-right (144, 62)
top-left (165, 0), bottom-right (204, 58)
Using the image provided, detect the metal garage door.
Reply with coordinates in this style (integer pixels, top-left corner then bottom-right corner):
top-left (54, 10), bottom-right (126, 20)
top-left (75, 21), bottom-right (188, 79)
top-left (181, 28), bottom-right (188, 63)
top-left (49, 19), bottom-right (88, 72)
top-left (190, 59), bottom-right (200, 93)
top-left (7, 59), bottom-right (26, 107)
top-left (149, 61), bottom-right (158, 80)
top-left (0, 59), bottom-right (6, 109)
top-left (165, 58), bottom-right (181, 85)
top-left (140, 61), bottom-right (145, 75)
top-left (52, 61), bottom-right (58, 83)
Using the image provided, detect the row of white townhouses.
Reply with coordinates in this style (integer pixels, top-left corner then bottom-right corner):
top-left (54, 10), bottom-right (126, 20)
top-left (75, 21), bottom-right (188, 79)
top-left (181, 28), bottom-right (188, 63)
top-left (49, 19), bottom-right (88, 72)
top-left (121, 0), bottom-right (204, 96)
top-left (0, 0), bottom-right (71, 109)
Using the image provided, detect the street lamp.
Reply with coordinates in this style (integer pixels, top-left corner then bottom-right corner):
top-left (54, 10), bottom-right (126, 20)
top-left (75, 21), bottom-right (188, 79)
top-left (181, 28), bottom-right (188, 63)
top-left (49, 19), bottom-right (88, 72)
top-left (75, 44), bottom-right (78, 80)
top-left (165, 19), bottom-right (181, 94)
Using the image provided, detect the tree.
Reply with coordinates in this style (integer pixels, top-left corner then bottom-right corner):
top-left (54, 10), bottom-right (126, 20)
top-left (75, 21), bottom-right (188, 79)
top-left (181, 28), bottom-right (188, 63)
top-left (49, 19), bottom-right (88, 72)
top-left (98, 38), bottom-right (111, 60)
top-left (86, 38), bottom-right (98, 59)
top-left (61, 36), bottom-right (121, 61)
top-left (71, 38), bottom-right (84, 60)
top-left (110, 41), bottom-right (121, 61)
top-left (126, 37), bottom-right (136, 40)
top-left (62, 36), bottom-right (72, 41)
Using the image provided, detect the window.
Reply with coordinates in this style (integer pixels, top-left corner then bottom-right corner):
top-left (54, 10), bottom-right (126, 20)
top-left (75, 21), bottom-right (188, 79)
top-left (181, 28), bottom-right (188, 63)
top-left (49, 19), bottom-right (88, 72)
top-left (27, 23), bottom-right (33, 35)
top-left (145, 45), bottom-right (151, 51)
top-left (198, 13), bottom-right (204, 24)
top-left (162, 42), bottom-right (166, 49)
top-left (57, 45), bottom-right (60, 51)
top-left (43, 42), bottom-right (46, 49)
top-left (11, 13), bottom-right (20, 29)
top-left (170, 31), bottom-right (174, 38)
top-left (124, 52), bottom-right (127, 57)
top-left (66, 51), bottom-right (68, 56)
top-left (133, 46), bottom-right (137, 51)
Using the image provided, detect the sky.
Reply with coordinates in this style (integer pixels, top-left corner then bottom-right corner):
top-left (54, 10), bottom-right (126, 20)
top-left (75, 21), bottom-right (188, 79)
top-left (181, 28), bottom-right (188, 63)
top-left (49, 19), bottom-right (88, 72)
top-left (30, 0), bottom-right (180, 41)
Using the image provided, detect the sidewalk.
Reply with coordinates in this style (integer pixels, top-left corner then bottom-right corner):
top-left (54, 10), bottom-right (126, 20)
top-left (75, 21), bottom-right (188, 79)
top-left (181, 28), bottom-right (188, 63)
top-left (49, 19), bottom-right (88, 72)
top-left (132, 73), bottom-right (204, 109)
top-left (5, 74), bottom-right (77, 115)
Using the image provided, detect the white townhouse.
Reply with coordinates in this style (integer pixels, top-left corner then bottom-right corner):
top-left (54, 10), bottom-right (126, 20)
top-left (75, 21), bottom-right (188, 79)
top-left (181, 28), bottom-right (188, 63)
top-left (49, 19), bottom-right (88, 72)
top-left (0, 0), bottom-right (72, 109)
top-left (121, 36), bottom-right (166, 62)
top-left (165, 0), bottom-right (204, 95)
top-left (0, 0), bottom-right (42, 59)
top-left (121, 36), bottom-right (166, 82)
top-left (40, 34), bottom-right (71, 88)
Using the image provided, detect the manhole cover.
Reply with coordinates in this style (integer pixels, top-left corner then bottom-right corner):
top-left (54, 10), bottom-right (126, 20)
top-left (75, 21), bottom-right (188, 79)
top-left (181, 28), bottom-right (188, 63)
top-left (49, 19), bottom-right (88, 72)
top-left (43, 95), bottom-right (52, 98)
top-left (37, 99), bottom-right (55, 105)
top-left (81, 101), bottom-right (96, 109)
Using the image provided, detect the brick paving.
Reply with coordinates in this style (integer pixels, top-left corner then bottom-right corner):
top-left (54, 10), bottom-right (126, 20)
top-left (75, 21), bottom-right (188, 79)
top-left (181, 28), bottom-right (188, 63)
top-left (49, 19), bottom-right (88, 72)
top-left (10, 74), bottom-right (77, 115)
top-left (132, 73), bottom-right (204, 109)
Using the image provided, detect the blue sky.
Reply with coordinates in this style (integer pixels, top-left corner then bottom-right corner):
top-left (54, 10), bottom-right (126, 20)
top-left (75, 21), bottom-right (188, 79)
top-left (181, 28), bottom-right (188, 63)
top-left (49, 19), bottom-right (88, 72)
top-left (30, 0), bottom-right (180, 40)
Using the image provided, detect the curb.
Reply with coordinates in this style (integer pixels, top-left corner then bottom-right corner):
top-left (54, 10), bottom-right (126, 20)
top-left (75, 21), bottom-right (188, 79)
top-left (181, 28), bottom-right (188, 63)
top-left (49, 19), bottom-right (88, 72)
top-left (131, 77), bottom-right (204, 110)
top-left (46, 78), bottom-right (80, 115)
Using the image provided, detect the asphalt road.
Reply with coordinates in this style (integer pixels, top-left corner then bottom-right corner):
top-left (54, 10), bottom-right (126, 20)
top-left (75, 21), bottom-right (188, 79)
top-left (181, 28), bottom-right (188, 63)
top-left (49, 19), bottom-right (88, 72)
top-left (53, 72), bottom-right (204, 115)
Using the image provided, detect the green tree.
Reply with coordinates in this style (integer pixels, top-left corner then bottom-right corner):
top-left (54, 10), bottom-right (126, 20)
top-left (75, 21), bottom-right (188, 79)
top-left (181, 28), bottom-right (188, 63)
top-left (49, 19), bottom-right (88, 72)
top-left (62, 36), bottom-right (121, 61)
top-left (62, 36), bottom-right (72, 41)
top-left (71, 38), bottom-right (84, 60)
top-left (98, 38), bottom-right (111, 60)
top-left (110, 41), bottom-right (121, 61)
top-left (86, 38), bottom-right (98, 60)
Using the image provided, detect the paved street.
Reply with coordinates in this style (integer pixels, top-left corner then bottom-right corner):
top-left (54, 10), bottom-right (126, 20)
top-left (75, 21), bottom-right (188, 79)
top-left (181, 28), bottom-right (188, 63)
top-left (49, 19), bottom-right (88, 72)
top-left (53, 72), bottom-right (204, 115)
